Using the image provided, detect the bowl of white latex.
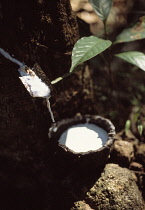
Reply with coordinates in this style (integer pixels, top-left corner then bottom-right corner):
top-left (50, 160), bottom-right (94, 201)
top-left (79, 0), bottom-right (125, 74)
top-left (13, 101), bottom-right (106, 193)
top-left (48, 115), bottom-right (115, 170)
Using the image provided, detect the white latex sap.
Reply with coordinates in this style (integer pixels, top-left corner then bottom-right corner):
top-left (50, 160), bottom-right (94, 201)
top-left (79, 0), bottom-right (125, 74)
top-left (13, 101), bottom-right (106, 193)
top-left (0, 47), bottom-right (55, 122)
top-left (58, 123), bottom-right (108, 153)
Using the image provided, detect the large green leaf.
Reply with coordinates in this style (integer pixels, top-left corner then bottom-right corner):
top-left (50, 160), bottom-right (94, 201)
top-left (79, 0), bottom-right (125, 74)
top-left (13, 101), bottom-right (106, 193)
top-left (114, 16), bottom-right (145, 44)
top-left (88, 0), bottom-right (113, 21)
top-left (115, 51), bottom-right (145, 71)
top-left (70, 36), bottom-right (112, 73)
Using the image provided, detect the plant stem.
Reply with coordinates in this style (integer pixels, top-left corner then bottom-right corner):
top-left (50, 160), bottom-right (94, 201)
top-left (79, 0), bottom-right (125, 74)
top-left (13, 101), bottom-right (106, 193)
top-left (103, 20), bottom-right (114, 88)
top-left (103, 20), bottom-right (108, 40)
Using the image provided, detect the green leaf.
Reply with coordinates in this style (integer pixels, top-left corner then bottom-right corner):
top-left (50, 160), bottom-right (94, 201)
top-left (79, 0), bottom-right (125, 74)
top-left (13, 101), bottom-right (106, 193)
top-left (88, 0), bottom-right (113, 21)
top-left (125, 120), bottom-right (131, 134)
top-left (115, 51), bottom-right (145, 71)
top-left (70, 36), bottom-right (112, 73)
top-left (114, 16), bottom-right (145, 44)
top-left (138, 124), bottom-right (143, 136)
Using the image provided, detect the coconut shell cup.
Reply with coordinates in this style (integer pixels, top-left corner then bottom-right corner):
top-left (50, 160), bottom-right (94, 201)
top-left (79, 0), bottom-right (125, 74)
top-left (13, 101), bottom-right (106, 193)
top-left (48, 115), bottom-right (115, 177)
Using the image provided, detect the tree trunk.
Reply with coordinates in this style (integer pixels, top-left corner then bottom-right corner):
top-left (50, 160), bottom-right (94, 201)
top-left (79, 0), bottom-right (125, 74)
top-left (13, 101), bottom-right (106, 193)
top-left (0, 1), bottom-right (81, 209)
top-left (0, 0), bottom-right (80, 141)
top-left (0, 0), bottom-right (79, 79)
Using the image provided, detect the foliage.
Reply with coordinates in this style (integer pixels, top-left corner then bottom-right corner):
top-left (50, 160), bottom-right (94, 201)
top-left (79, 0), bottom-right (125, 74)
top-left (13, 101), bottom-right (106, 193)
top-left (52, 36), bottom-right (112, 84)
top-left (125, 120), bottom-right (131, 135)
top-left (115, 51), bottom-right (145, 71)
top-left (114, 16), bottom-right (145, 44)
top-left (51, 2), bottom-right (145, 84)
top-left (88, 0), bottom-right (113, 21)
top-left (138, 124), bottom-right (143, 136)
top-left (51, 1), bottom-right (145, 135)
top-left (70, 36), bottom-right (112, 73)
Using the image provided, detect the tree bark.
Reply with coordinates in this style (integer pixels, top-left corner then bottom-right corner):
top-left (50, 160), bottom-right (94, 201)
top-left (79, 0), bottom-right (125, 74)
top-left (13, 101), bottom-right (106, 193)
top-left (0, 0), bottom-right (79, 79)
top-left (0, 0), bottom-right (80, 143)
top-left (0, 1), bottom-right (80, 209)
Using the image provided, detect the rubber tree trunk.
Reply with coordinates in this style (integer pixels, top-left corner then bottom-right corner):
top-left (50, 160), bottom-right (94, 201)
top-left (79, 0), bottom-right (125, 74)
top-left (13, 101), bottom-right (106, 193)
top-left (0, 0), bottom-right (80, 142)
top-left (0, 1), bottom-right (80, 209)
top-left (0, 0), bottom-right (79, 79)
top-left (0, 0), bottom-right (94, 136)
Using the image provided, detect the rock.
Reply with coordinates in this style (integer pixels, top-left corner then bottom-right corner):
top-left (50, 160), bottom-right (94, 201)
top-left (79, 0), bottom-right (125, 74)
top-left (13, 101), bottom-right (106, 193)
top-left (130, 162), bottom-right (144, 172)
top-left (129, 162), bottom-right (145, 197)
top-left (110, 140), bottom-right (134, 167)
top-left (86, 163), bottom-right (145, 210)
top-left (71, 201), bottom-right (94, 210)
top-left (136, 144), bottom-right (145, 166)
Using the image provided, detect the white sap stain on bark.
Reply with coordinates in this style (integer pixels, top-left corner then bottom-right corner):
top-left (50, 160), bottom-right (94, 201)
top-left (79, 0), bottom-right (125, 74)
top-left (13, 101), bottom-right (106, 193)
top-left (0, 48), bottom-right (51, 98)
top-left (18, 66), bottom-right (51, 98)
top-left (46, 97), bottom-right (55, 123)
top-left (0, 47), bottom-right (55, 122)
